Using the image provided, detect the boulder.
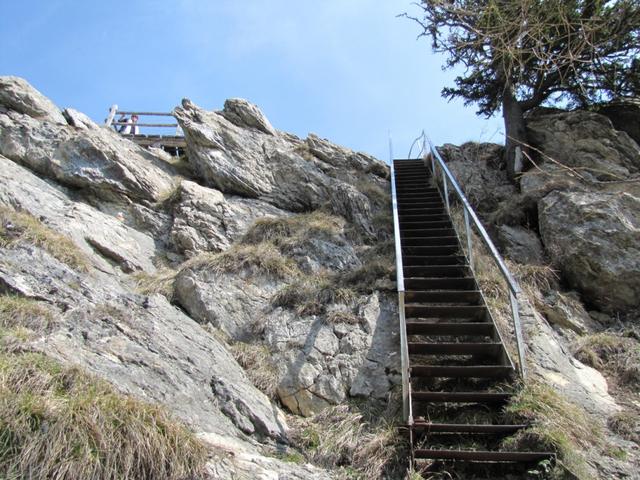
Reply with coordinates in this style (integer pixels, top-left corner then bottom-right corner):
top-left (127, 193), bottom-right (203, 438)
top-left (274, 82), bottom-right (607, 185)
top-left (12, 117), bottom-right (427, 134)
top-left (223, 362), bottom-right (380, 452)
top-left (596, 100), bottom-right (640, 147)
top-left (496, 225), bottom-right (544, 264)
top-left (63, 107), bottom-right (98, 130)
top-left (170, 180), bottom-right (288, 257)
top-left (539, 191), bottom-right (640, 312)
top-left (0, 108), bottom-right (177, 203)
top-left (221, 98), bottom-right (276, 135)
top-left (526, 110), bottom-right (640, 182)
top-left (0, 76), bottom-right (66, 124)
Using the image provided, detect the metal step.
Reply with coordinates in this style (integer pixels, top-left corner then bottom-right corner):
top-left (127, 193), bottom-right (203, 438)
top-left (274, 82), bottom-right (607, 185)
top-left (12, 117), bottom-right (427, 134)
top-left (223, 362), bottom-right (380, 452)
top-left (403, 265), bottom-right (469, 278)
top-left (413, 450), bottom-right (554, 462)
top-left (412, 391), bottom-right (512, 404)
top-left (402, 246), bottom-right (460, 256)
top-left (411, 365), bottom-right (513, 378)
top-left (402, 255), bottom-right (466, 266)
top-left (401, 228), bottom-right (456, 237)
top-left (405, 304), bottom-right (487, 320)
top-left (402, 236), bottom-right (459, 247)
top-left (406, 322), bottom-right (494, 336)
top-left (398, 206), bottom-right (445, 214)
top-left (404, 290), bottom-right (481, 304)
top-left (408, 342), bottom-right (502, 356)
top-left (404, 277), bottom-right (476, 290)
top-left (412, 423), bottom-right (527, 434)
top-left (399, 214), bottom-right (450, 223)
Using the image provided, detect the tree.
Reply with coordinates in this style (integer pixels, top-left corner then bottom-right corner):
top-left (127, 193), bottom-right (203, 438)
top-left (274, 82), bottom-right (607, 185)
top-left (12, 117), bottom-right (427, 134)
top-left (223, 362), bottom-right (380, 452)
top-left (405, 0), bottom-right (640, 179)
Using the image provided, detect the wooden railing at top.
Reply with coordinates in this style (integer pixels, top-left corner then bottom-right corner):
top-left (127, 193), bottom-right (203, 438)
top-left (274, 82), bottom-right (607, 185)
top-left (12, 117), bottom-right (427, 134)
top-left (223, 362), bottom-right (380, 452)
top-left (104, 104), bottom-right (181, 133)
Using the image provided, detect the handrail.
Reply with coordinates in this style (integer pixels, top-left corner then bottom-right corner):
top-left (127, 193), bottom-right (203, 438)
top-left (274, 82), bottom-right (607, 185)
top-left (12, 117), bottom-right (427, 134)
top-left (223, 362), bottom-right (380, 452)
top-left (389, 138), bottom-right (413, 425)
top-left (104, 104), bottom-right (183, 136)
top-left (425, 138), bottom-right (526, 378)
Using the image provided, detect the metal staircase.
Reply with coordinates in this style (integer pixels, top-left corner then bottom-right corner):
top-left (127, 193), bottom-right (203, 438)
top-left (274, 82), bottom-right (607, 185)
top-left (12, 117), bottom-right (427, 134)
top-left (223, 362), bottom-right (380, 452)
top-left (391, 149), bottom-right (554, 476)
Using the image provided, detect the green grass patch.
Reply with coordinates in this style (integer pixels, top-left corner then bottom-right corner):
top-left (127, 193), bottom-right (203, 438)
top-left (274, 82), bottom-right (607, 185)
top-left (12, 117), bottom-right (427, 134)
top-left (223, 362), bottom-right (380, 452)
top-left (0, 207), bottom-right (90, 272)
top-left (503, 382), bottom-right (600, 479)
top-left (0, 351), bottom-right (207, 480)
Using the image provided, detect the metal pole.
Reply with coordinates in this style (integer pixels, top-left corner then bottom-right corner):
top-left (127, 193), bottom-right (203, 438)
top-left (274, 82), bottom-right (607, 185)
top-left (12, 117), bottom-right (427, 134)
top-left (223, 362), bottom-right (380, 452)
top-left (510, 291), bottom-right (527, 378)
top-left (105, 104), bottom-right (118, 127)
top-left (464, 207), bottom-right (474, 273)
top-left (443, 176), bottom-right (450, 214)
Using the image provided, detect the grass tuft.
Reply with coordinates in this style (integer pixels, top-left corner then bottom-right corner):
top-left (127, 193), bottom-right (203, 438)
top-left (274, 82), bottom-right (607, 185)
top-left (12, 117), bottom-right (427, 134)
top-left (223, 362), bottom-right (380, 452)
top-left (574, 333), bottom-right (640, 388)
top-left (228, 342), bottom-right (279, 398)
top-left (182, 242), bottom-right (301, 279)
top-left (132, 268), bottom-right (178, 300)
top-left (272, 274), bottom-right (356, 316)
top-left (0, 207), bottom-right (90, 272)
top-left (0, 351), bottom-right (207, 480)
top-left (503, 382), bottom-right (600, 479)
top-left (0, 295), bottom-right (54, 334)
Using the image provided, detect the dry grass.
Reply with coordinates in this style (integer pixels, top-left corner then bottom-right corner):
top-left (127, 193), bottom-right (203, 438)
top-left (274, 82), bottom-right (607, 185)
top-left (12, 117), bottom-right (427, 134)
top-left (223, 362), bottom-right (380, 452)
top-left (340, 258), bottom-right (395, 294)
top-left (574, 333), bottom-right (640, 388)
top-left (272, 274), bottom-right (356, 316)
top-left (0, 207), bottom-right (90, 272)
top-left (289, 402), bottom-right (403, 479)
top-left (228, 342), bottom-right (279, 398)
top-left (355, 180), bottom-right (390, 208)
top-left (326, 310), bottom-right (361, 325)
top-left (132, 268), bottom-right (178, 300)
top-left (608, 411), bottom-right (640, 444)
top-left (502, 382), bottom-right (600, 479)
top-left (0, 295), bottom-right (54, 334)
top-left (241, 211), bottom-right (344, 249)
top-left (0, 351), bottom-right (207, 480)
top-left (182, 242), bottom-right (301, 279)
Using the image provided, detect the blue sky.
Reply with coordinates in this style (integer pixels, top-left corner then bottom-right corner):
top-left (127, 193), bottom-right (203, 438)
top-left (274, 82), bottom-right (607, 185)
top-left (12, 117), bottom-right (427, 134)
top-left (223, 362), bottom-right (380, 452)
top-left (0, 1), bottom-right (504, 161)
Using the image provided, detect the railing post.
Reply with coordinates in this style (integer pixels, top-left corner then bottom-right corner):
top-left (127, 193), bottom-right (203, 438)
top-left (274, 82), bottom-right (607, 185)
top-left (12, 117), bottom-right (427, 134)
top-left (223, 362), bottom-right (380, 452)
top-left (510, 291), bottom-right (527, 378)
top-left (105, 104), bottom-right (118, 127)
top-left (443, 175), bottom-right (450, 214)
top-left (464, 207), bottom-right (474, 273)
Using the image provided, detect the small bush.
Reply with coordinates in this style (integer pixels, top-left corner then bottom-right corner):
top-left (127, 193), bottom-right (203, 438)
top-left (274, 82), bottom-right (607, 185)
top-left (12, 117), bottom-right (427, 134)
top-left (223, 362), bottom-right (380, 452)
top-left (183, 242), bottom-right (301, 279)
top-left (0, 207), bottom-right (90, 272)
top-left (574, 333), bottom-right (640, 388)
top-left (503, 382), bottom-right (600, 479)
top-left (0, 352), bottom-right (207, 480)
top-left (229, 342), bottom-right (279, 398)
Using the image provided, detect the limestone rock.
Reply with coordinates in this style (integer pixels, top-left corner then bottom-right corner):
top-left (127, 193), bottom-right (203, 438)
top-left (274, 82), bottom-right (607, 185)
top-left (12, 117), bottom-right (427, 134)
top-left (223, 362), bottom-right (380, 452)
top-left (0, 155), bottom-right (158, 273)
top-left (437, 142), bottom-right (515, 214)
top-left (596, 100), bottom-right (640, 147)
top-left (540, 291), bottom-right (598, 335)
top-left (63, 107), bottom-right (98, 130)
top-left (0, 242), bottom-right (288, 443)
top-left (170, 180), bottom-right (288, 257)
top-left (496, 225), bottom-right (544, 264)
top-left (174, 99), bottom-right (383, 235)
top-left (526, 110), bottom-right (640, 182)
top-left (0, 108), bottom-right (176, 203)
top-left (0, 76), bottom-right (66, 124)
top-left (539, 191), bottom-right (640, 312)
top-left (221, 98), bottom-right (276, 135)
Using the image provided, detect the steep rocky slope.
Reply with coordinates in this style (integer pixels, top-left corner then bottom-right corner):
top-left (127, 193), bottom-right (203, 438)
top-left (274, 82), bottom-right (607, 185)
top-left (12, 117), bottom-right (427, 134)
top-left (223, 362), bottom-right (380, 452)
top-left (1, 75), bottom-right (638, 479)
top-left (0, 76), bottom-right (397, 479)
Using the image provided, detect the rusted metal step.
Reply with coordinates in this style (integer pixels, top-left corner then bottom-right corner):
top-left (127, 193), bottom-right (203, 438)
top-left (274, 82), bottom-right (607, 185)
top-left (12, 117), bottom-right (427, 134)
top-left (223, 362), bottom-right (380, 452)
top-left (406, 322), bottom-right (494, 336)
top-left (408, 342), bottom-right (502, 356)
top-left (402, 245), bottom-right (460, 256)
top-left (411, 365), bottom-right (512, 378)
top-left (403, 265), bottom-right (469, 278)
top-left (405, 304), bottom-right (487, 319)
top-left (402, 236), bottom-right (458, 247)
top-left (412, 423), bottom-right (527, 434)
top-left (399, 206), bottom-right (445, 213)
top-left (399, 212), bottom-right (449, 221)
top-left (402, 255), bottom-right (466, 266)
top-left (413, 450), bottom-right (554, 462)
top-left (401, 228), bottom-right (456, 237)
top-left (412, 391), bottom-right (512, 404)
top-left (404, 290), bottom-right (481, 304)
top-left (404, 277), bottom-right (476, 290)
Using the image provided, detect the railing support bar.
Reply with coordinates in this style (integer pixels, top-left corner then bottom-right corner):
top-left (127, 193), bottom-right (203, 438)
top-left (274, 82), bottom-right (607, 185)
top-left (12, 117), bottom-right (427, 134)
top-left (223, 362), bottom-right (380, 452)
top-left (464, 207), bottom-right (474, 273)
top-left (510, 291), bottom-right (527, 378)
top-left (443, 175), bottom-right (450, 214)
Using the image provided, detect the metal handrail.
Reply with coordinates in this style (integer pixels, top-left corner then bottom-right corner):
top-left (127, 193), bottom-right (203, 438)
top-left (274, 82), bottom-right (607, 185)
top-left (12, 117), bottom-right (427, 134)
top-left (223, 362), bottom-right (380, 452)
top-left (426, 138), bottom-right (527, 378)
top-left (389, 138), bottom-right (413, 425)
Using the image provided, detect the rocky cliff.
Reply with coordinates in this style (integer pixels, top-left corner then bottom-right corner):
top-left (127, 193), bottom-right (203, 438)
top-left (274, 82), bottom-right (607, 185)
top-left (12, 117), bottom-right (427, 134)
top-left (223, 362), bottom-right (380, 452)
top-left (0, 76), bottom-right (638, 479)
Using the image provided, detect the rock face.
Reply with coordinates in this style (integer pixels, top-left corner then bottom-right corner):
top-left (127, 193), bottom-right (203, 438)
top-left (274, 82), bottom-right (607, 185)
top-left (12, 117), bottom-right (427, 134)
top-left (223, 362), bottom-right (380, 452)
top-left (539, 191), bottom-right (640, 311)
top-left (0, 76), bottom-right (66, 124)
top-left (526, 110), bottom-right (640, 182)
top-left (174, 98), bottom-right (387, 236)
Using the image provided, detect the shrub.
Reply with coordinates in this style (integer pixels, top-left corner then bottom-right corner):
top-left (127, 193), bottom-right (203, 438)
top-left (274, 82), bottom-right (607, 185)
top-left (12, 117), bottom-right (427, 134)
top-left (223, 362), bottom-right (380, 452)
top-left (0, 207), bottom-right (89, 272)
top-left (0, 352), bottom-right (207, 480)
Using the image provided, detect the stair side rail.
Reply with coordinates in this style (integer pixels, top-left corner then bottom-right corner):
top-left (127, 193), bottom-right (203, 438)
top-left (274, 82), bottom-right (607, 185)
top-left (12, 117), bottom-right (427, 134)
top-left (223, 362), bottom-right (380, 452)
top-left (427, 140), bottom-right (527, 379)
top-left (389, 141), bottom-right (413, 425)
